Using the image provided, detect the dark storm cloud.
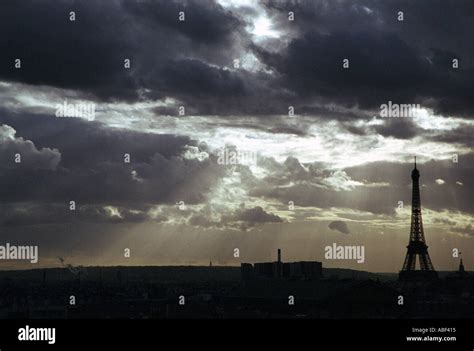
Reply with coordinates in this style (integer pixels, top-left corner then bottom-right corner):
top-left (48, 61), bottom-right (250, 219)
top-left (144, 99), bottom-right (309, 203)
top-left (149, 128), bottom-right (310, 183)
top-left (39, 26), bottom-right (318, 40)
top-left (3, 0), bottom-right (472, 117)
top-left (148, 67), bottom-right (289, 117)
top-left (374, 118), bottom-right (420, 139)
top-left (344, 116), bottom-right (471, 143)
top-left (0, 0), bottom-right (141, 101)
top-left (123, 0), bottom-right (242, 45)
top-left (0, 203), bottom-right (157, 226)
top-left (0, 0), bottom-right (249, 103)
top-left (0, 111), bottom-right (225, 208)
top-left (328, 220), bottom-right (350, 234)
top-left (254, 29), bottom-right (473, 115)
top-left (428, 125), bottom-right (474, 148)
top-left (261, 0), bottom-right (474, 117)
top-left (229, 206), bottom-right (283, 231)
top-left (232, 206), bottom-right (283, 224)
top-left (155, 58), bottom-right (246, 98)
top-left (262, 30), bottom-right (428, 97)
top-left (0, 111), bottom-right (190, 168)
top-left (297, 105), bottom-right (372, 121)
top-left (188, 205), bottom-right (283, 231)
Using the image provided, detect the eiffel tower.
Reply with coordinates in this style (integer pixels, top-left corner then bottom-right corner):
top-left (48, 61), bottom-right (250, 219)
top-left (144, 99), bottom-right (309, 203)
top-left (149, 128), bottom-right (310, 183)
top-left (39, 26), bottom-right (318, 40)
top-left (399, 157), bottom-right (438, 281)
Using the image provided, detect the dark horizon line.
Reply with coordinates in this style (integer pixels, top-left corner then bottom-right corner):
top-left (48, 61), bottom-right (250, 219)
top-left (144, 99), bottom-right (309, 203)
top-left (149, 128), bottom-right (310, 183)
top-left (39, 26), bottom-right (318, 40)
top-left (0, 264), bottom-right (467, 275)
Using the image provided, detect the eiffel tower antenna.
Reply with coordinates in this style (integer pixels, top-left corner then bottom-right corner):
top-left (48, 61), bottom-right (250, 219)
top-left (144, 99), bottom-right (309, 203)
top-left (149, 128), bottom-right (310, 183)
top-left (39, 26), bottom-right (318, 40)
top-left (399, 157), bottom-right (438, 281)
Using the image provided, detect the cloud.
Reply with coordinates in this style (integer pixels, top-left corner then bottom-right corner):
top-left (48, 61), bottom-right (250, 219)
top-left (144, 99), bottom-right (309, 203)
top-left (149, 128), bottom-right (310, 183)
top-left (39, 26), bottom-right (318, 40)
top-left (246, 155), bottom-right (474, 216)
top-left (374, 118), bottom-right (421, 139)
top-left (328, 220), bottom-right (350, 234)
top-left (0, 0), bottom-right (248, 103)
top-left (261, 0), bottom-right (474, 117)
top-left (0, 124), bottom-right (60, 170)
top-left (188, 205), bottom-right (283, 231)
top-left (451, 224), bottom-right (474, 237)
top-left (232, 206), bottom-right (283, 224)
top-left (2, 0), bottom-right (473, 118)
top-left (0, 203), bottom-right (163, 226)
top-left (433, 217), bottom-right (456, 226)
top-left (344, 157), bottom-right (474, 212)
top-left (429, 124), bottom-right (474, 148)
top-left (321, 170), bottom-right (364, 191)
top-left (0, 112), bottom-right (225, 210)
top-left (154, 58), bottom-right (247, 99)
top-left (124, 0), bottom-right (243, 45)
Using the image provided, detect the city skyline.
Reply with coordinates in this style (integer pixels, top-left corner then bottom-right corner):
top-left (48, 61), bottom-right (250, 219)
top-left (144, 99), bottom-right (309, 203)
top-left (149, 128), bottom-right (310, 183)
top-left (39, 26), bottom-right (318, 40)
top-left (0, 0), bottom-right (473, 273)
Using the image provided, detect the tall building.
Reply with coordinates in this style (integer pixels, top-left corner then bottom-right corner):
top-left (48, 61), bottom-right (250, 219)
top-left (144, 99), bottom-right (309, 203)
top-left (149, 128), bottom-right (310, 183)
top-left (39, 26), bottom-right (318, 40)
top-left (458, 258), bottom-right (466, 277)
top-left (399, 158), bottom-right (438, 281)
top-left (241, 249), bottom-right (322, 280)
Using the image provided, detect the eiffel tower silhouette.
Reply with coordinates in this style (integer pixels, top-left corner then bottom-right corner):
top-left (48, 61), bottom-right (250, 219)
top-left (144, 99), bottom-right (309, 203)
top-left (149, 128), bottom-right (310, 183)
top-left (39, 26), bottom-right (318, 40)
top-left (399, 157), bottom-right (438, 281)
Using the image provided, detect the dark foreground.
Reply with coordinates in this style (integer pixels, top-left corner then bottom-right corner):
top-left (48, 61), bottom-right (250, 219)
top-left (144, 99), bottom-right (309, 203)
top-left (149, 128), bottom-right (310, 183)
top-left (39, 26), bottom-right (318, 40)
top-left (0, 266), bottom-right (473, 319)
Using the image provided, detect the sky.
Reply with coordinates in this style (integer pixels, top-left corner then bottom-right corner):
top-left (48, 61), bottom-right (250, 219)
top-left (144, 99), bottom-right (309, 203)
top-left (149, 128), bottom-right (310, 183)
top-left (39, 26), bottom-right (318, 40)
top-left (0, 0), bottom-right (473, 272)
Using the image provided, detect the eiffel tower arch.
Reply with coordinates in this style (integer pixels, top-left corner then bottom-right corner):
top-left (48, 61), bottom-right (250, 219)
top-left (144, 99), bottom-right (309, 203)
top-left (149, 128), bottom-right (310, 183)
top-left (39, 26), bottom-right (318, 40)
top-left (399, 157), bottom-right (438, 281)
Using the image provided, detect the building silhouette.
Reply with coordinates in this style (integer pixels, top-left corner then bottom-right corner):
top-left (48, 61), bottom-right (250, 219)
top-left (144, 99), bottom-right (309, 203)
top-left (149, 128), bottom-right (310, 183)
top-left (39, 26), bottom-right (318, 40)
top-left (241, 249), bottom-right (322, 280)
top-left (399, 157), bottom-right (438, 281)
top-left (458, 258), bottom-right (466, 277)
